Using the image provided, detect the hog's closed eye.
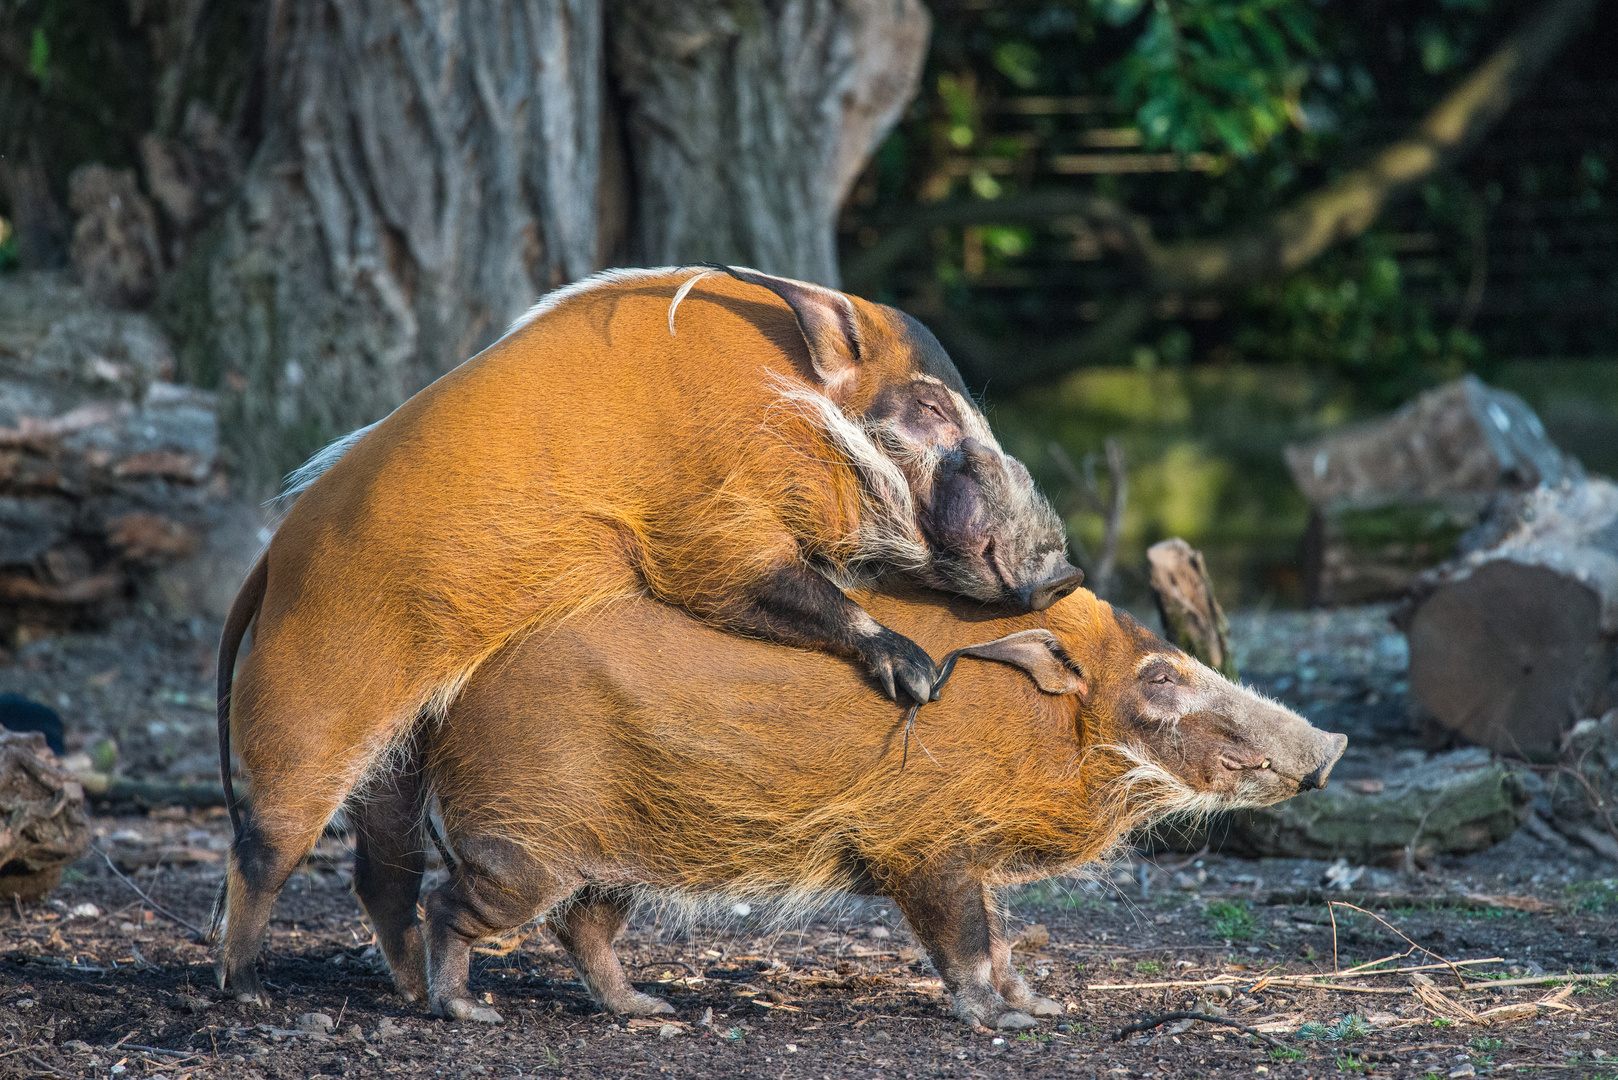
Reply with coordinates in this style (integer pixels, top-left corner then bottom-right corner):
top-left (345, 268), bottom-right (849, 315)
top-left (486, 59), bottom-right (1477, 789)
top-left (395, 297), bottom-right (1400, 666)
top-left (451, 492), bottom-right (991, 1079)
top-left (919, 399), bottom-right (946, 419)
top-left (1149, 671), bottom-right (1173, 684)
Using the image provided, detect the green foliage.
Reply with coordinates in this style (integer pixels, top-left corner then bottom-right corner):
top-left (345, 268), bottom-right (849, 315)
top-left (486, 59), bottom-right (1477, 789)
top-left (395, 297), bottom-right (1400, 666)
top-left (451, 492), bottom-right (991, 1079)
top-left (1270, 1046), bottom-right (1304, 1062)
top-left (1468, 1036), bottom-right (1502, 1053)
top-left (1234, 234), bottom-right (1480, 408)
top-left (1566, 879), bottom-right (1618, 914)
top-left (1205, 899), bottom-right (1258, 940)
top-left (1297, 1014), bottom-right (1369, 1042)
top-left (1135, 959), bottom-right (1166, 976)
top-left (0, 216), bottom-right (16, 272)
top-left (1108, 0), bottom-right (1318, 158)
top-left (1334, 1053), bottom-right (1374, 1074)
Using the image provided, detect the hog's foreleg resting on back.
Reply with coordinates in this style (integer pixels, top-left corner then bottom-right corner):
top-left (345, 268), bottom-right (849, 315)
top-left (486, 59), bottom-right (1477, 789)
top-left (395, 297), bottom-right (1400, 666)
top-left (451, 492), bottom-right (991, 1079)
top-left (691, 561), bottom-right (938, 705)
top-left (889, 866), bottom-right (1043, 1030)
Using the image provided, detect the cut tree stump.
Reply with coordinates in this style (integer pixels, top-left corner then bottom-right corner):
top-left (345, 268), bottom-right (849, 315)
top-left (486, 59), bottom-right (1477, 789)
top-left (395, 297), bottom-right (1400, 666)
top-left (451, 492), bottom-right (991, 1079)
top-left (0, 729), bottom-right (91, 901)
top-left (1146, 538), bottom-right (1236, 678)
top-left (1286, 376), bottom-right (1577, 606)
top-left (1394, 478), bottom-right (1618, 756)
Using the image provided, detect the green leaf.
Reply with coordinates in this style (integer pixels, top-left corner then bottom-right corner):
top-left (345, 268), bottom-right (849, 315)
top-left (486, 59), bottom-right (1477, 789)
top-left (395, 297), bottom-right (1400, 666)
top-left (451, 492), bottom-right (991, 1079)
top-left (29, 25), bottom-right (50, 83)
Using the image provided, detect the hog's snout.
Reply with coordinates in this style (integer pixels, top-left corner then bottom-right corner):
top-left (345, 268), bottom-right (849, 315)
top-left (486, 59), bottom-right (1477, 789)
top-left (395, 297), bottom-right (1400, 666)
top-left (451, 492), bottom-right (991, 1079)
top-left (1296, 732), bottom-right (1348, 792)
top-left (1016, 565), bottom-right (1085, 612)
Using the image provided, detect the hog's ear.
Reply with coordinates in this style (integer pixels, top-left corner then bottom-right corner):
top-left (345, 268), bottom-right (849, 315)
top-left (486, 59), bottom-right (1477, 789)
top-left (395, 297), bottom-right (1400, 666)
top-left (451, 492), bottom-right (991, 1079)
top-left (954, 629), bottom-right (1087, 696)
top-left (711, 266), bottom-right (862, 399)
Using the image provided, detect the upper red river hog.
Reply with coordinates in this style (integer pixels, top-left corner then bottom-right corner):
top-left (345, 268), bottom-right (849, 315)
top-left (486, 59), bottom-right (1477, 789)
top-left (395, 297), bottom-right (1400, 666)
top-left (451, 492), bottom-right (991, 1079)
top-left (309, 585), bottom-right (1346, 1030)
top-left (214, 266), bottom-right (1079, 1001)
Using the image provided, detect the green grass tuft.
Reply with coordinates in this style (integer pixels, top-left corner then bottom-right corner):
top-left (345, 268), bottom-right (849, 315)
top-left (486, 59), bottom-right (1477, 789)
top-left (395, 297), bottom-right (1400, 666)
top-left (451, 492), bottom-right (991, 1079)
top-left (1205, 900), bottom-right (1258, 941)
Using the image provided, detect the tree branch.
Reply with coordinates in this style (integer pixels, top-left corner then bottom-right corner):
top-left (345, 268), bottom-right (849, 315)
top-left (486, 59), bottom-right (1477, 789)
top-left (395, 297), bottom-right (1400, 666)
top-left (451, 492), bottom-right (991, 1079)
top-left (846, 0), bottom-right (1598, 309)
top-left (1150, 0), bottom-right (1601, 293)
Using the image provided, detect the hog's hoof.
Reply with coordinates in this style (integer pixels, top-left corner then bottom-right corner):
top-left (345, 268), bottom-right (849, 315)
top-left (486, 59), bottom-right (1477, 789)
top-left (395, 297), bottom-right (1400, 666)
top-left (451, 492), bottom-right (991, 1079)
top-left (607, 991), bottom-right (677, 1017)
top-left (992, 1010), bottom-right (1038, 1031)
top-left (1015, 994), bottom-right (1063, 1018)
top-left (392, 977), bottom-right (426, 1004)
top-left (860, 629), bottom-right (938, 705)
top-left (436, 998), bottom-right (505, 1025)
top-left (218, 963), bottom-right (267, 1006)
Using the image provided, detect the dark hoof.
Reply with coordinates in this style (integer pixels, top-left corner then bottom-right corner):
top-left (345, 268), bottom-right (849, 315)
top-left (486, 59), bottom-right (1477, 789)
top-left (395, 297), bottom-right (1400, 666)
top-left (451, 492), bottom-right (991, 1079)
top-left (859, 629), bottom-right (937, 705)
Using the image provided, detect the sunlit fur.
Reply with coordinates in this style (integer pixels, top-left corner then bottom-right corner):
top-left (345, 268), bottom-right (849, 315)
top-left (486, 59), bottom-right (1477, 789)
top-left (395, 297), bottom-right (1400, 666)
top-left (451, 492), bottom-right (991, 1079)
top-left (417, 585), bottom-right (1344, 935)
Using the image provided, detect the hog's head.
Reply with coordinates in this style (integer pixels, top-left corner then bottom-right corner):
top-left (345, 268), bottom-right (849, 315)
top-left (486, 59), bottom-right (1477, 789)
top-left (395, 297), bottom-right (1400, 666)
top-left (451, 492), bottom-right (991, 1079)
top-left (963, 592), bottom-right (1347, 813)
top-left (1056, 600), bottom-right (1346, 811)
top-left (682, 266), bottom-right (1082, 613)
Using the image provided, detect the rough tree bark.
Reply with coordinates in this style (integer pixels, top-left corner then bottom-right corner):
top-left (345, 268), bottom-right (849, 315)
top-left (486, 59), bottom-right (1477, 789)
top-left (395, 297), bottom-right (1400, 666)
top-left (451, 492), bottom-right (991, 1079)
top-left (184, 0), bottom-right (603, 482)
top-left (176, 0), bottom-right (927, 483)
top-left (609, 0), bottom-right (927, 285)
top-left (1146, 538), bottom-right (1236, 679)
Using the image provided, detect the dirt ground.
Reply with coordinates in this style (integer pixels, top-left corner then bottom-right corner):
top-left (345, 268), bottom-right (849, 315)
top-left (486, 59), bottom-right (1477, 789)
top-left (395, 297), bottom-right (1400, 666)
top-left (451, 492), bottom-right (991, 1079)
top-left (1, 607), bottom-right (1615, 1079)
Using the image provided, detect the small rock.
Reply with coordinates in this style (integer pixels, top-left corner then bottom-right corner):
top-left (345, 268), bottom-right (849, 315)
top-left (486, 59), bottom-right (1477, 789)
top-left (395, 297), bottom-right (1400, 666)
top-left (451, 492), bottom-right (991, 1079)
top-left (1448, 1066), bottom-right (1475, 1079)
top-left (296, 1012), bottom-right (335, 1034)
top-left (345, 1024), bottom-right (364, 1040)
top-left (786, 1043), bottom-right (798, 1053)
top-left (374, 1017), bottom-right (404, 1039)
top-left (1204, 984), bottom-right (1234, 1000)
top-left (69, 903), bottom-right (101, 919)
top-left (867, 1030), bottom-right (892, 1043)
top-left (657, 1024), bottom-right (680, 1040)
top-left (171, 992), bottom-right (210, 1013)
top-left (61, 1040), bottom-right (92, 1054)
top-left (698, 1007), bottom-right (714, 1028)
top-left (992, 1037), bottom-right (1006, 1046)
top-left (1012, 924), bottom-right (1050, 952)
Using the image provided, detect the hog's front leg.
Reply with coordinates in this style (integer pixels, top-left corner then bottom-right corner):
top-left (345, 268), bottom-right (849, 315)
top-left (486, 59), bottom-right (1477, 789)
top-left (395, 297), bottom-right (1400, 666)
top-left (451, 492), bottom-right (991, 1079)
top-left (693, 560), bottom-right (938, 706)
top-left (889, 868), bottom-right (1040, 1030)
top-left (988, 913), bottom-right (1064, 1018)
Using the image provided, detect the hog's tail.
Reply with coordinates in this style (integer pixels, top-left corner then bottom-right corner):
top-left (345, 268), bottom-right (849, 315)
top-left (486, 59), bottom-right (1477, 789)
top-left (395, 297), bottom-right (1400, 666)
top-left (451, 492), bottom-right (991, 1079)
top-left (217, 550), bottom-right (269, 842)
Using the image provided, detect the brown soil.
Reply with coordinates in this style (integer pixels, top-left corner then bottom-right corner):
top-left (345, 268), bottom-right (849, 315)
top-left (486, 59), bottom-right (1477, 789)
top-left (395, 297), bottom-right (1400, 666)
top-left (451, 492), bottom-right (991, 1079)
top-left (1, 609), bottom-right (1615, 1078)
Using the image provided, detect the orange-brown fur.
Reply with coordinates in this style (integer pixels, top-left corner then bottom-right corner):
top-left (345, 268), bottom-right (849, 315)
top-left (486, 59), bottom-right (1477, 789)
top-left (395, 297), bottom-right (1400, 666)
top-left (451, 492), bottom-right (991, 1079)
top-left (428, 586), bottom-right (1327, 902)
top-left (432, 588), bottom-right (1144, 898)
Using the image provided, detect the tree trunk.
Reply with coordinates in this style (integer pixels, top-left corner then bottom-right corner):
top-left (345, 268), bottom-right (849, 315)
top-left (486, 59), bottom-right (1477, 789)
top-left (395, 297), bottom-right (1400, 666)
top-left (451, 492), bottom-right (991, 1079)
top-left (184, 0), bottom-right (605, 483)
top-left (0, 730), bottom-right (91, 903)
top-left (176, 0), bottom-right (926, 483)
top-left (607, 0), bottom-right (927, 286)
top-left (1394, 478), bottom-right (1618, 757)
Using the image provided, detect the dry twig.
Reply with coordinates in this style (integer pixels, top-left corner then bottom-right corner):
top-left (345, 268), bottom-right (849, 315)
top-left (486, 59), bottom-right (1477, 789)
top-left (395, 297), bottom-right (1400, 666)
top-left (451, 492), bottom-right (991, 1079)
top-left (1113, 1011), bottom-right (1285, 1048)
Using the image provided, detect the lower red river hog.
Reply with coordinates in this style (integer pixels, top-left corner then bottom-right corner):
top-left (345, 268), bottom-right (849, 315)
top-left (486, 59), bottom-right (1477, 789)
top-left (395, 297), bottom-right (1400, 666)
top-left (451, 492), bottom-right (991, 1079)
top-left (315, 585), bottom-right (1347, 1030)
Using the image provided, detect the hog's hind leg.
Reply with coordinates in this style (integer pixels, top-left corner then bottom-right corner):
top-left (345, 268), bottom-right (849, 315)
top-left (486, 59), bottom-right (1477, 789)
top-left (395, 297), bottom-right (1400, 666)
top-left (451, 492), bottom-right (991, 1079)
top-left (424, 833), bottom-right (579, 1024)
top-left (350, 739), bottom-right (431, 1002)
top-left (549, 885), bottom-right (675, 1016)
top-left (890, 868), bottom-right (1039, 1030)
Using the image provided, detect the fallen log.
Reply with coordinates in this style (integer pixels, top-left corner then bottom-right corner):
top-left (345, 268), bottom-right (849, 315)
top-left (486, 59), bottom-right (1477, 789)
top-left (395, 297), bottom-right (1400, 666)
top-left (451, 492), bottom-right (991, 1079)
top-left (1394, 478), bottom-right (1618, 756)
top-left (0, 729), bottom-right (91, 901)
top-left (1287, 376), bottom-right (1577, 606)
top-left (1158, 748), bottom-right (1532, 863)
top-left (0, 272), bottom-right (226, 636)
